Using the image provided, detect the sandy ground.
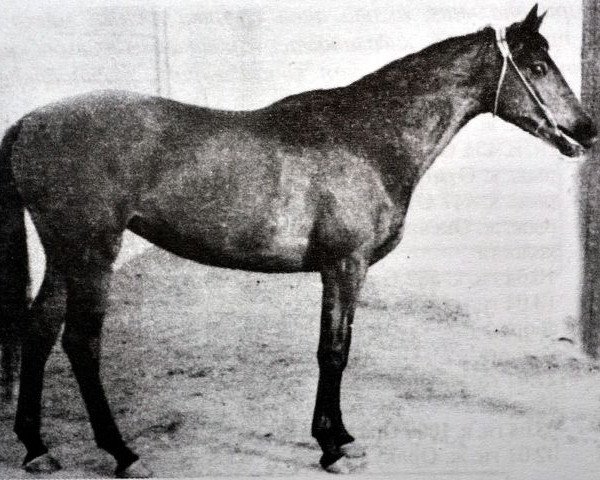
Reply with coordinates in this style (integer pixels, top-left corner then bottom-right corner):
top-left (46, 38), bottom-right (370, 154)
top-left (1, 247), bottom-right (600, 479)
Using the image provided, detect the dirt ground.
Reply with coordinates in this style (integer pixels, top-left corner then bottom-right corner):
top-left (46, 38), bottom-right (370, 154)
top-left (2, 247), bottom-right (600, 479)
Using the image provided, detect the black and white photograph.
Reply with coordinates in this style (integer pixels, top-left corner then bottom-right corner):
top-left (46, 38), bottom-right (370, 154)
top-left (1, 0), bottom-right (600, 478)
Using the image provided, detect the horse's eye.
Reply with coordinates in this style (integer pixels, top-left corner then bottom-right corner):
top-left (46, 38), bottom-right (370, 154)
top-left (531, 61), bottom-right (548, 77)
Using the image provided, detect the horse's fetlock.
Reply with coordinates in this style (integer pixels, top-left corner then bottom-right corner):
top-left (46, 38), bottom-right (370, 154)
top-left (98, 440), bottom-right (138, 470)
top-left (14, 422), bottom-right (47, 459)
top-left (14, 414), bottom-right (36, 436)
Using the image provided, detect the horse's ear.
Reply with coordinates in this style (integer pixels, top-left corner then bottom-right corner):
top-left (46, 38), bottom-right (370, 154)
top-left (521, 4), bottom-right (546, 32)
top-left (536, 9), bottom-right (548, 29)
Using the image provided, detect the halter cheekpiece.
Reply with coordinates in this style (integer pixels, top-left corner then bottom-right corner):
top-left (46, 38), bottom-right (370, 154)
top-left (492, 26), bottom-right (561, 137)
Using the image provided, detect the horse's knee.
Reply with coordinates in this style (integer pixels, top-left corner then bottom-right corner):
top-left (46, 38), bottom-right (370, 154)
top-left (61, 328), bottom-right (100, 360)
top-left (317, 348), bottom-right (348, 371)
top-left (20, 271), bottom-right (66, 356)
top-left (60, 331), bottom-right (80, 357)
top-left (20, 317), bottom-right (63, 362)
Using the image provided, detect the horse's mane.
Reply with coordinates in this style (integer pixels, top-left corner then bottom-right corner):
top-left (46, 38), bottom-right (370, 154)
top-left (349, 27), bottom-right (494, 92)
top-left (269, 28), bottom-right (494, 112)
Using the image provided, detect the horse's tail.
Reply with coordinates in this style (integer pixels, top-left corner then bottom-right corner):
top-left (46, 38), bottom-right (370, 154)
top-left (0, 120), bottom-right (28, 402)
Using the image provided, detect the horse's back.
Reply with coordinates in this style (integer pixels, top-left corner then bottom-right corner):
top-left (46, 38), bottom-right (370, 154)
top-left (12, 90), bottom-right (225, 189)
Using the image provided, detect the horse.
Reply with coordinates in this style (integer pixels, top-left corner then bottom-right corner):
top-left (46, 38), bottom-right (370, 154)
top-left (0, 5), bottom-right (596, 477)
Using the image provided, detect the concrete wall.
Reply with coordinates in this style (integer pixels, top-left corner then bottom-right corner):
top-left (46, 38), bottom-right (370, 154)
top-left (0, 1), bottom-right (584, 338)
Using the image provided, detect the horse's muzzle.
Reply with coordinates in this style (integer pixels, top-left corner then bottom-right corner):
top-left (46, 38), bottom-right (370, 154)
top-left (565, 117), bottom-right (598, 150)
top-left (552, 118), bottom-right (598, 157)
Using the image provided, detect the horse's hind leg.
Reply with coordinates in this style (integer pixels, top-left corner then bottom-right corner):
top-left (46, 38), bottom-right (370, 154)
top-left (60, 241), bottom-right (151, 478)
top-left (14, 264), bottom-right (66, 472)
top-left (312, 252), bottom-right (368, 473)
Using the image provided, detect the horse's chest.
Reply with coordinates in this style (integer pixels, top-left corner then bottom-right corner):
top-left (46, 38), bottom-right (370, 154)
top-left (363, 202), bottom-right (404, 261)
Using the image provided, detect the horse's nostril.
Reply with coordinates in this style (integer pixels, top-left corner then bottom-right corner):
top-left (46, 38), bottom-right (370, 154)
top-left (587, 122), bottom-right (598, 142)
top-left (574, 119), bottom-right (598, 148)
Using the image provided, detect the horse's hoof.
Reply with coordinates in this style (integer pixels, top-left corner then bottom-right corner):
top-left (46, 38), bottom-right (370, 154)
top-left (323, 455), bottom-right (366, 474)
top-left (340, 441), bottom-right (366, 458)
top-left (116, 459), bottom-right (153, 478)
top-left (23, 452), bottom-right (62, 474)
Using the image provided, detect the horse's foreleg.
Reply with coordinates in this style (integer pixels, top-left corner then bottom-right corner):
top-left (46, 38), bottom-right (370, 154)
top-left (15, 266), bottom-right (66, 471)
top-left (312, 253), bottom-right (367, 472)
top-left (61, 262), bottom-right (150, 478)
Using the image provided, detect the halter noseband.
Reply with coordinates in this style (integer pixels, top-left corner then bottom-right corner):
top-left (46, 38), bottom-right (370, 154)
top-left (492, 27), bottom-right (561, 137)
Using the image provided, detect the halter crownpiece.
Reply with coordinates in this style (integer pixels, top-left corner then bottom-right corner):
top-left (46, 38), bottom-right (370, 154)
top-left (493, 28), bottom-right (509, 116)
top-left (492, 26), bottom-right (561, 137)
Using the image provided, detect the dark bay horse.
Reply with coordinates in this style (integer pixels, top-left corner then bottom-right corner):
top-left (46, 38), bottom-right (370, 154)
top-left (0, 5), bottom-right (597, 476)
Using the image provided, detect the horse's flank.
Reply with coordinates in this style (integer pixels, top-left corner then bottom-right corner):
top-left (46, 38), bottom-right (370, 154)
top-left (10, 30), bottom-right (490, 273)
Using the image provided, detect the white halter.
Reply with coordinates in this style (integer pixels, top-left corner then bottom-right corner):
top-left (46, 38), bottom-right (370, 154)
top-left (492, 27), bottom-right (561, 137)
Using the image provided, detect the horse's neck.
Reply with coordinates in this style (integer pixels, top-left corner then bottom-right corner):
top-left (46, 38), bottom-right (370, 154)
top-left (344, 29), bottom-right (495, 202)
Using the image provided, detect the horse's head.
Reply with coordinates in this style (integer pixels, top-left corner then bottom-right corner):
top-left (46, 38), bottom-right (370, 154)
top-left (492, 4), bottom-right (597, 157)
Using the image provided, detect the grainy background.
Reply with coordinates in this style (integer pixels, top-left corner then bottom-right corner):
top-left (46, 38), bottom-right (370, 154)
top-left (1, 1), bottom-right (597, 478)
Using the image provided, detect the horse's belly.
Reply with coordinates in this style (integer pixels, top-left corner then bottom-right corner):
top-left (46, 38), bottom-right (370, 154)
top-left (127, 208), bottom-right (314, 273)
